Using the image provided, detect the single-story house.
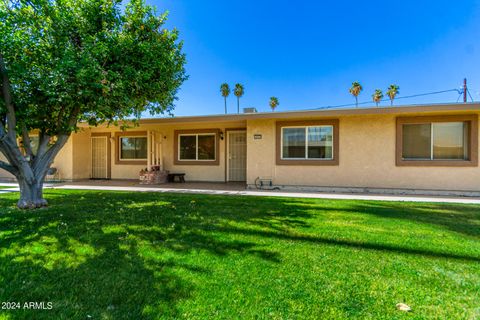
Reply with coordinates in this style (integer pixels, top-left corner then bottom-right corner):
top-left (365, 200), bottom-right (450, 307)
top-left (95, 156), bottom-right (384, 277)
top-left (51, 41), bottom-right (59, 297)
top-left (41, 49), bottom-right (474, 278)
top-left (1, 102), bottom-right (480, 195)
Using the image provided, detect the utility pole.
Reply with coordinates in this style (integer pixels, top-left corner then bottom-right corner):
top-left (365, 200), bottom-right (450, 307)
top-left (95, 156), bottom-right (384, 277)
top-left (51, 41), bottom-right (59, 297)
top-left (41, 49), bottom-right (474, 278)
top-left (463, 78), bottom-right (467, 103)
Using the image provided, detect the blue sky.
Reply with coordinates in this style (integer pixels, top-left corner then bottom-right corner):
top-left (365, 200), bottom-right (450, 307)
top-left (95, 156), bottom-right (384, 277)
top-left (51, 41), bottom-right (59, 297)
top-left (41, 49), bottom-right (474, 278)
top-left (149, 0), bottom-right (480, 116)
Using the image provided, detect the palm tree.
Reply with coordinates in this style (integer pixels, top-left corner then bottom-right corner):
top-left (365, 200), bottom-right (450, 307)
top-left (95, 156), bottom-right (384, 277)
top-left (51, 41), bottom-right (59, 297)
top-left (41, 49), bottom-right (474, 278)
top-left (386, 84), bottom-right (400, 106)
top-left (372, 89), bottom-right (384, 107)
top-left (220, 83), bottom-right (230, 114)
top-left (349, 81), bottom-right (363, 107)
top-left (233, 83), bottom-right (244, 113)
top-left (269, 97), bottom-right (279, 111)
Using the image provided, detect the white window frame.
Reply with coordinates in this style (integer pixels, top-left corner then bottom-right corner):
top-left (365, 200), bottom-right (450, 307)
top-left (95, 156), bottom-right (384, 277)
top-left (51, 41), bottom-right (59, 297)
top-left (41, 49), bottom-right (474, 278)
top-left (119, 136), bottom-right (148, 161)
top-left (280, 125), bottom-right (334, 160)
top-left (178, 133), bottom-right (216, 161)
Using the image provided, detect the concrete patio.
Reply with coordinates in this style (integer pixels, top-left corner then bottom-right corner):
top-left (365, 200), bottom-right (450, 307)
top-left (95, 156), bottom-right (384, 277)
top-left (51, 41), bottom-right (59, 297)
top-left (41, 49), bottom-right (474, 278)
top-left (57, 179), bottom-right (248, 191)
top-left (0, 179), bottom-right (246, 194)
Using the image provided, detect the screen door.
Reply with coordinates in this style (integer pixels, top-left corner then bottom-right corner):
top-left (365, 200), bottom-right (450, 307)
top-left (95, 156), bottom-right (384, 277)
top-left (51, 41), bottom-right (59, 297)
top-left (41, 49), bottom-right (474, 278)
top-left (91, 136), bottom-right (108, 179)
top-left (227, 131), bottom-right (247, 181)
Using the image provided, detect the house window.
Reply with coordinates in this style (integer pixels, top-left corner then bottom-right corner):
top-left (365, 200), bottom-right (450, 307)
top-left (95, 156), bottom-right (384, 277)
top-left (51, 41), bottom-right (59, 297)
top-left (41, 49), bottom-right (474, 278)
top-left (402, 122), bottom-right (469, 160)
top-left (396, 115), bottom-right (478, 167)
top-left (276, 120), bottom-right (339, 166)
top-left (178, 134), bottom-right (216, 161)
top-left (119, 137), bottom-right (147, 160)
top-left (281, 126), bottom-right (333, 160)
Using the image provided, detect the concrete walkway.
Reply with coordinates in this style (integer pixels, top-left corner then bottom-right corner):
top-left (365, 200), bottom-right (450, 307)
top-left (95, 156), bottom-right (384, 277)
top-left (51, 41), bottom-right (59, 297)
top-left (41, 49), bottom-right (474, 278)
top-left (1, 181), bottom-right (480, 204)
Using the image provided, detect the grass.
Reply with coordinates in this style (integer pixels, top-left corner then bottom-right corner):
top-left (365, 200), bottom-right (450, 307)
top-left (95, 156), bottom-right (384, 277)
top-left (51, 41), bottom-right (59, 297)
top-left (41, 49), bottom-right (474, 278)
top-left (0, 190), bottom-right (479, 319)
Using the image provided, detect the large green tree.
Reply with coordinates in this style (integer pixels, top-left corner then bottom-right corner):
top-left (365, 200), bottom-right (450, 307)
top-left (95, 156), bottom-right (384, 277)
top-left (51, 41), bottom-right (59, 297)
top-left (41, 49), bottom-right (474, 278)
top-left (0, 0), bottom-right (187, 208)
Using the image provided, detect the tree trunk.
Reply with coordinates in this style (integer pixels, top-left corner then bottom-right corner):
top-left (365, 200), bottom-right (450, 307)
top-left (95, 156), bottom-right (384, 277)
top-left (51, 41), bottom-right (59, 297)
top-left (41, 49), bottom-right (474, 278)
top-left (16, 173), bottom-right (48, 209)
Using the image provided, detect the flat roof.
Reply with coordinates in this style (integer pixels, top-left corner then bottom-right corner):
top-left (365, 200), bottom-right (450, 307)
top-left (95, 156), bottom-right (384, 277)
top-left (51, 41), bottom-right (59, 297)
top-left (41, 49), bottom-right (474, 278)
top-left (137, 102), bottom-right (480, 124)
top-left (79, 102), bottom-right (480, 127)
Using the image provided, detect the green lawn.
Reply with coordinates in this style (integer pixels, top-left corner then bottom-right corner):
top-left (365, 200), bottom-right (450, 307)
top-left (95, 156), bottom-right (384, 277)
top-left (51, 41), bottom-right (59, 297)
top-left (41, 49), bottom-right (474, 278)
top-left (0, 190), bottom-right (479, 319)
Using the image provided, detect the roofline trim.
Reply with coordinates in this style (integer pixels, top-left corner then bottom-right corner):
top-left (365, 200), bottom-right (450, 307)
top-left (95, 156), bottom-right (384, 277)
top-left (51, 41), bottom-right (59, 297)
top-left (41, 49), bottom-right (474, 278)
top-left (79, 102), bottom-right (480, 127)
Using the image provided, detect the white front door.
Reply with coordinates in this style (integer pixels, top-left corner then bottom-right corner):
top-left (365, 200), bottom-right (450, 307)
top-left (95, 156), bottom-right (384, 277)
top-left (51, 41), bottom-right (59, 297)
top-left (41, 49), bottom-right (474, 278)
top-left (227, 131), bottom-right (247, 182)
top-left (91, 136), bottom-right (108, 179)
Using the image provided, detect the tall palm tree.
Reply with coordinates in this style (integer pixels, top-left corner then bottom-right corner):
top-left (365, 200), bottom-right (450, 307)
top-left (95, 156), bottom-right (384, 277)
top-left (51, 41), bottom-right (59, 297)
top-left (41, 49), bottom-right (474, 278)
top-left (269, 97), bottom-right (279, 112)
top-left (349, 81), bottom-right (363, 107)
top-left (386, 84), bottom-right (400, 106)
top-left (233, 83), bottom-right (244, 113)
top-left (372, 89), bottom-right (384, 107)
top-left (220, 83), bottom-right (230, 114)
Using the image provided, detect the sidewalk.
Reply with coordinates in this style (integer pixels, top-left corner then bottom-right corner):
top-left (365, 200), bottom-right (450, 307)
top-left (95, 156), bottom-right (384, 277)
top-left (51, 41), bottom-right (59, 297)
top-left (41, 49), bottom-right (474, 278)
top-left (2, 181), bottom-right (480, 204)
top-left (55, 184), bottom-right (480, 204)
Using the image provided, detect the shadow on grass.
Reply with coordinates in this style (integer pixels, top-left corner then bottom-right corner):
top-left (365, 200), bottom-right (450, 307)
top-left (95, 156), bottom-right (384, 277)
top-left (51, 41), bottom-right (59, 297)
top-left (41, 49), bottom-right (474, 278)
top-left (0, 190), bottom-right (307, 319)
top-left (0, 190), bottom-right (479, 319)
top-left (218, 225), bottom-right (480, 262)
top-left (346, 201), bottom-right (480, 238)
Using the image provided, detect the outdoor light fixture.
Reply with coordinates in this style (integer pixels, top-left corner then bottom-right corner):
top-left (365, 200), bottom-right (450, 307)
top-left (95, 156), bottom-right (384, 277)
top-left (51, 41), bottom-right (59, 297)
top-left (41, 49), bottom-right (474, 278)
top-left (219, 131), bottom-right (224, 140)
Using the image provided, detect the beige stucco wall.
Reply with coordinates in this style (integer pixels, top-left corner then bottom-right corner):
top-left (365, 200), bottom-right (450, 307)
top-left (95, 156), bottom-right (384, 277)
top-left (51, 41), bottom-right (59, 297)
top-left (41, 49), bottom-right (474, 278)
top-left (247, 111), bottom-right (480, 191)
top-left (51, 136), bottom-right (74, 180)
top-left (5, 108), bottom-right (478, 193)
top-left (84, 121), bottom-right (246, 181)
top-left (71, 129), bottom-right (91, 180)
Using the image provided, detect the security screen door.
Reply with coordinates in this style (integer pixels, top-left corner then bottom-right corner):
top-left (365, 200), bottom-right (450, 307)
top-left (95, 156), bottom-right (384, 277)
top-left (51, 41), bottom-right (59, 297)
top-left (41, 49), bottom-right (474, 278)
top-left (227, 131), bottom-right (247, 181)
top-left (91, 136), bottom-right (108, 179)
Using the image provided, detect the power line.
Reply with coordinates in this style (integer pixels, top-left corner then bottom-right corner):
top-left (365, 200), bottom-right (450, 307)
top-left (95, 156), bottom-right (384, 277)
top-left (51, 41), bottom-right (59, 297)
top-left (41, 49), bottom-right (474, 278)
top-left (393, 89), bottom-right (461, 101)
top-left (467, 88), bottom-right (474, 102)
top-left (317, 88), bottom-right (465, 110)
top-left (456, 92), bottom-right (463, 103)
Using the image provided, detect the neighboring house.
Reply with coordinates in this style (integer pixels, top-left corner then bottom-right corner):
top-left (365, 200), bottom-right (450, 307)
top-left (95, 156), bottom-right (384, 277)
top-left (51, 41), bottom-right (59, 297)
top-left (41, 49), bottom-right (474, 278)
top-left (1, 103), bottom-right (479, 195)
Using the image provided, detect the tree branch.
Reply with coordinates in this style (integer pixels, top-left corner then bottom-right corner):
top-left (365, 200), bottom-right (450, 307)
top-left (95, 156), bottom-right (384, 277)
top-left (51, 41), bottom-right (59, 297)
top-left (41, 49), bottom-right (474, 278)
top-left (0, 159), bottom-right (18, 175)
top-left (33, 131), bottom-right (50, 165)
top-left (33, 134), bottom-right (69, 177)
top-left (0, 53), bottom-right (16, 141)
top-left (0, 120), bottom-right (7, 142)
top-left (0, 113), bottom-right (30, 173)
top-left (0, 138), bottom-right (22, 176)
top-left (0, 142), bottom-right (17, 170)
top-left (21, 125), bottom-right (34, 159)
top-left (33, 106), bottom-right (80, 176)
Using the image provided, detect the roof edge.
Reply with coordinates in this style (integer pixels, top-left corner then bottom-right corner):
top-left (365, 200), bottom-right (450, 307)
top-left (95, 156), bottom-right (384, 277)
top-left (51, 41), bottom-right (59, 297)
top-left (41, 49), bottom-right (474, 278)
top-left (79, 102), bottom-right (480, 127)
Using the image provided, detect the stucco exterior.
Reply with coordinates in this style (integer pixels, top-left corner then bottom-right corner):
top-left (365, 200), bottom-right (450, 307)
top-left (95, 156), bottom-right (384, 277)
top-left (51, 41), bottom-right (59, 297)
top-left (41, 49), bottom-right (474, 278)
top-left (1, 103), bottom-right (480, 193)
top-left (247, 112), bottom-right (480, 191)
top-left (84, 121), bottom-right (246, 181)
